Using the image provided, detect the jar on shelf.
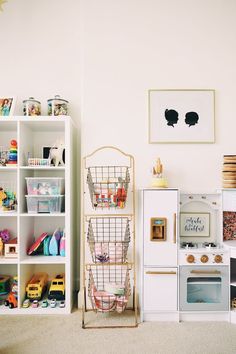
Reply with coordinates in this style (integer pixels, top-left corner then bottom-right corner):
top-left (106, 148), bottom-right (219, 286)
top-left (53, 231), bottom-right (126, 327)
top-left (23, 97), bottom-right (41, 116)
top-left (47, 95), bottom-right (69, 116)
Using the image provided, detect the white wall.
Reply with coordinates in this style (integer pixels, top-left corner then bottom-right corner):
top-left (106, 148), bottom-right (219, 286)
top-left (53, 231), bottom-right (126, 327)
top-left (0, 0), bottom-right (81, 290)
top-left (81, 0), bottom-right (236, 192)
top-left (1, 0), bottom-right (236, 293)
top-left (0, 0), bottom-right (81, 120)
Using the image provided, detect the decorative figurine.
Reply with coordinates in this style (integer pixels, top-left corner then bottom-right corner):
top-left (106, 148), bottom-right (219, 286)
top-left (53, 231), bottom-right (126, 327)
top-left (151, 158), bottom-right (168, 188)
top-left (49, 141), bottom-right (65, 166)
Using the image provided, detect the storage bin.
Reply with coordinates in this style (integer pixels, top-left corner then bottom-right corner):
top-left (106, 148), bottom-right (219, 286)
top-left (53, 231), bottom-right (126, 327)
top-left (87, 166), bottom-right (130, 209)
top-left (25, 195), bottom-right (65, 214)
top-left (25, 177), bottom-right (65, 195)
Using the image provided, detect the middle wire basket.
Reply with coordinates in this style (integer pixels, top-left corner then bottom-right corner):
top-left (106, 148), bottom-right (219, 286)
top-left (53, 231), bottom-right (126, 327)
top-left (87, 166), bottom-right (130, 209)
top-left (87, 217), bottom-right (131, 263)
top-left (88, 264), bottom-right (131, 313)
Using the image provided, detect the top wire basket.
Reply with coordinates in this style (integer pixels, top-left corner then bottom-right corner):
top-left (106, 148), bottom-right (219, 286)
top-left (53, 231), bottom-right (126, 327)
top-left (87, 166), bottom-right (130, 209)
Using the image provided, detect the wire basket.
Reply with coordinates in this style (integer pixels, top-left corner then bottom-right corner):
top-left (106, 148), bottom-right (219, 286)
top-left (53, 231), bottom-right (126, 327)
top-left (87, 217), bottom-right (131, 263)
top-left (88, 264), bottom-right (131, 313)
top-left (87, 166), bottom-right (130, 209)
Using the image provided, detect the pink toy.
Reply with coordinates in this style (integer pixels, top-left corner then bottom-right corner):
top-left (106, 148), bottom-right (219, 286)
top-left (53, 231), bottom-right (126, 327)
top-left (0, 229), bottom-right (10, 243)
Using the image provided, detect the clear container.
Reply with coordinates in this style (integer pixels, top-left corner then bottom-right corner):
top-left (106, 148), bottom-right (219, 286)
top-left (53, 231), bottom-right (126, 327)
top-left (23, 97), bottom-right (41, 116)
top-left (25, 177), bottom-right (65, 195)
top-left (47, 95), bottom-right (69, 116)
top-left (25, 195), bottom-right (65, 214)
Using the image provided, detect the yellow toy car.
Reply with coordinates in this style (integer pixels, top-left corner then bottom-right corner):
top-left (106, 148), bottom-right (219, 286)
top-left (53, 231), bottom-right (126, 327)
top-left (48, 274), bottom-right (65, 300)
top-left (26, 272), bottom-right (48, 300)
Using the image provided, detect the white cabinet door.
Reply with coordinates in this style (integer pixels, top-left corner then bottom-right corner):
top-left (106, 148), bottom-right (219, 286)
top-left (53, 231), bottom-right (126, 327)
top-left (143, 189), bottom-right (178, 266)
top-left (143, 267), bottom-right (178, 312)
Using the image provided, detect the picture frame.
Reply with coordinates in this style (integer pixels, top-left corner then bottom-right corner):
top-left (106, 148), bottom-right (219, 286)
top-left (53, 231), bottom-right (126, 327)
top-left (148, 89), bottom-right (215, 143)
top-left (0, 96), bottom-right (16, 117)
top-left (180, 212), bottom-right (210, 237)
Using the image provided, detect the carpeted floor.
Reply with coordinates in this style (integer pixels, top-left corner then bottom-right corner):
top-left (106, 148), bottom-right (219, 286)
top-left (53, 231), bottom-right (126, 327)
top-left (1, 310), bottom-right (236, 354)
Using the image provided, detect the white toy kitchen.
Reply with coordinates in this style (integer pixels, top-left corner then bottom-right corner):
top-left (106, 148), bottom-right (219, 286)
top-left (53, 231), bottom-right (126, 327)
top-left (140, 189), bottom-right (236, 323)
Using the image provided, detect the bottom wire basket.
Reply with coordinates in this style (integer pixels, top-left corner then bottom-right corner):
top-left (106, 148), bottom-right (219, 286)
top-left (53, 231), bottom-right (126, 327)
top-left (88, 265), bottom-right (131, 313)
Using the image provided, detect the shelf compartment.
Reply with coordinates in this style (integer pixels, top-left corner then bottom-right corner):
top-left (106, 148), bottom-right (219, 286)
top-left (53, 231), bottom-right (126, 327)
top-left (19, 120), bottom-right (65, 167)
top-left (0, 172), bottom-right (17, 213)
top-left (0, 216), bottom-right (18, 261)
top-left (0, 264), bottom-right (18, 311)
top-left (87, 264), bottom-right (131, 313)
top-left (19, 216), bottom-right (65, 261)
top-left (20, 263), bottom-right (65, 310)
top-left (87, 217), bottom-right (131, 263)
top-left (87, 166), bottom-right (130, 209)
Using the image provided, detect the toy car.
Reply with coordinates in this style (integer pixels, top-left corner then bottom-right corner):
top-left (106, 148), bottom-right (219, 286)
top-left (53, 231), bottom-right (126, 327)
top-left (22, 299), bottom-right (30, 308)
top-left (41, 299), bottom-right (48, 308)
top-left (32, 300), bottom-right (39, 308)
top-left (50, 299), bottom-right (57, 308)
top-left (59, 300), bottom-right (65, 308)
top-left (48, 274), bottom-right (65, 300)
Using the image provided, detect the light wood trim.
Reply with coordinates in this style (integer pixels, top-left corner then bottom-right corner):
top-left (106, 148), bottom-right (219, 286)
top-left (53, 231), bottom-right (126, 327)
top-left (84, 145), bottom-right (132, 168)
top-left (146, 271), bottom-right (177, 275)
top-left (173, 213), bottom-right (176, 243)
top-left (190, 270), bottom-right (221, 275)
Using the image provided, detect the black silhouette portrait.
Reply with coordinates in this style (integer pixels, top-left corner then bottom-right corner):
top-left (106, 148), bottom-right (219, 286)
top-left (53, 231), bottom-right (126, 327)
top-left (185, 111), bottom-right (199, 127)
top-left (165, 109), bottom-right (179, 127)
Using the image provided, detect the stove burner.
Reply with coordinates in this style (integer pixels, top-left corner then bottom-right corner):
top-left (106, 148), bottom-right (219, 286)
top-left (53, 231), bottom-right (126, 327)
top-left (181, 242), bottom-right (196, 249)
top-left (203, 242), bottom-right (217, 248)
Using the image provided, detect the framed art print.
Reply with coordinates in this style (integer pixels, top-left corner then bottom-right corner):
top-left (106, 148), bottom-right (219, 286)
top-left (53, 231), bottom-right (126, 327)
top-left (0, 96), bottom-right (15, 117)
top-left (148, 89), bottom-right (215, 143)
top-left (180, 212), bottom-right (210, 237)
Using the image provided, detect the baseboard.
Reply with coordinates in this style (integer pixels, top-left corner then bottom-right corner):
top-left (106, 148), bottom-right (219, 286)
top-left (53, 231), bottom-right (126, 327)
top-left (180, 311), bottom-right (230, 322)
top-left (142, 312), bottom-right (179, 322)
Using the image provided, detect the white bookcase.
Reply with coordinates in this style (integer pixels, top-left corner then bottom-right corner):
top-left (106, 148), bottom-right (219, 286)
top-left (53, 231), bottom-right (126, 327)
top-left (0, 116), bottom-right (74, 314)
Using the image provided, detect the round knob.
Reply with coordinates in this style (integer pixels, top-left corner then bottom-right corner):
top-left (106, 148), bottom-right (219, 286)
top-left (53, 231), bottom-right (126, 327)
top-left (187, 254), bottom-right (195, 263)
top-left (214, 255), bottom-right (223, 263)
top-left (201, 255), bottom-right (209, 263)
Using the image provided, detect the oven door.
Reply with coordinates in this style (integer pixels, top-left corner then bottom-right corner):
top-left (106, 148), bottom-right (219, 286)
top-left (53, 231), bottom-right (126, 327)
top-left (180, 266), bottom-right (229, 311)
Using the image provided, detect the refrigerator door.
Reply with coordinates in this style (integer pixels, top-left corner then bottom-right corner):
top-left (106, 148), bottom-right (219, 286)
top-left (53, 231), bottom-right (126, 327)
top-left (143, 189), bottom-right (178, 266)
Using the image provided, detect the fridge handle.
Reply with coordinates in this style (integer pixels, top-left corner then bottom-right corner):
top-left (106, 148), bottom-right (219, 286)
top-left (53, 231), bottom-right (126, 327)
top-left (146, 271), bottom-right (177, 275)
top-left (173, 213), bottom-right (176, 244)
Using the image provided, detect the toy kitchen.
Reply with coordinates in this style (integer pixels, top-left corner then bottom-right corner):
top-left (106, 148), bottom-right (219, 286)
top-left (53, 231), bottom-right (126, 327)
top-left (140, 189), bottom-right (232, 322)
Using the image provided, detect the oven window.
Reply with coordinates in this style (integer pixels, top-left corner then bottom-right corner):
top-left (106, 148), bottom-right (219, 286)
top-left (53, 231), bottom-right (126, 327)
top-left (187, 277), bottom-right (222, 304)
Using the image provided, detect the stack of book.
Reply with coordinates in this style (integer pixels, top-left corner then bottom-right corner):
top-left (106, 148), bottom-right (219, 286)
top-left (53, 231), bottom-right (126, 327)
top-left (223, 155), bottom-right (236, 188)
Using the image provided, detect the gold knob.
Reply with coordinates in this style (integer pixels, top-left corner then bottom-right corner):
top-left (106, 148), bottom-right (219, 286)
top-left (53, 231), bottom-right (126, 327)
top-left (187, 255), bottom-right (195, 263)
top-left (201, 255), bottom-right (209, 263)
top-left (214, 255), bottom-right (222, 263)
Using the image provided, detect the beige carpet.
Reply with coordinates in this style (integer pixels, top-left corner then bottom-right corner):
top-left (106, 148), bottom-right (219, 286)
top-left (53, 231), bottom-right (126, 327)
top-left (1, 310), bottom-right (236, 354)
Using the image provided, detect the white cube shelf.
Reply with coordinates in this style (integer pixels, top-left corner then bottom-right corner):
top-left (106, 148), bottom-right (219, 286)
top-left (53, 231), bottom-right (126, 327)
top-left (0, 116), bottom-right (75, 315)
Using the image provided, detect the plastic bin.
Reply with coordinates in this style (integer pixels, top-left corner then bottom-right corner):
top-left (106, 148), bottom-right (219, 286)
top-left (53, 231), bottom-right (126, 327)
top-left (25, 177), bottom-right (65, 196)
top-left (25, 195), bottom-right (65, 214)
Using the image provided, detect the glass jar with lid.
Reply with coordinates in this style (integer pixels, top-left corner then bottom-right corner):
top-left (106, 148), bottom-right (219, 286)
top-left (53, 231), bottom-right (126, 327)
top-left (47, 95), bottom-right (69, 116)
top-left (23, 97), bottom-right (41, 116)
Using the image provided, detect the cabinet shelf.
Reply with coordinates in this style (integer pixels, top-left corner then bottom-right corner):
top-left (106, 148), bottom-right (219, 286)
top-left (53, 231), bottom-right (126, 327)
top-left (0, 258), bottom-right (18, 264)
top-left (20, 213), bottom-right (66, 217)
top-left (0, 166), bottom-right (18, 170)
top-left (20, 256), bottom-right (66, 264)
top-left (20, 166), bottom-right (65, 171)
top-left (0, 213), bottom-right (18, 217)
top-left (0, 116), bottom-right (74, 315)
